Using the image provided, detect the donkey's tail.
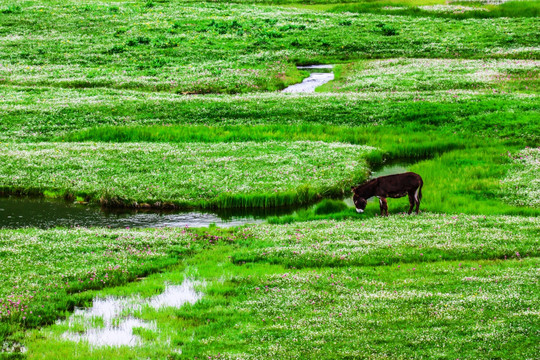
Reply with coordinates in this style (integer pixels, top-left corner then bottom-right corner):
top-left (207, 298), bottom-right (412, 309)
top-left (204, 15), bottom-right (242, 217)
top-left (418, 180), bottom-right (423, 202)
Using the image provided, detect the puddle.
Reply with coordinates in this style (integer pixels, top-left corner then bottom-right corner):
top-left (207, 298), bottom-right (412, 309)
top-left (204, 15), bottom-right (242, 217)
top-left (61, 279), bottom-right (203, 347)
top-left (63, 318), bottom-right (155, 347)
top-left (148, 281), bottom-right (202, 309)
top-left (282, 65), bottom-right (334, 93)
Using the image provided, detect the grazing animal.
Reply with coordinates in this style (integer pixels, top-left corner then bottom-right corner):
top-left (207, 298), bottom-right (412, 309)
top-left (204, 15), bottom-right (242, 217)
top-left (351, 172), bottom-right (423, 216)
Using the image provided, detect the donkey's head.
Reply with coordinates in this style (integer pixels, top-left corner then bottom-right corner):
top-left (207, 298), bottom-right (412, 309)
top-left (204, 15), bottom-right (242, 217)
top-left (351, 186), bottom-right (367, 213)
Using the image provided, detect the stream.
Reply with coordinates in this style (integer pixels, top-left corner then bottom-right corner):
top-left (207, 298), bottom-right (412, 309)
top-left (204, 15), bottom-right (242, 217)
top-left (282, 65), bottom-right (334, 93)
top-left (0, 64), bottom-right (348, 229)
top-left (0, 197), bottom-right (277, 229)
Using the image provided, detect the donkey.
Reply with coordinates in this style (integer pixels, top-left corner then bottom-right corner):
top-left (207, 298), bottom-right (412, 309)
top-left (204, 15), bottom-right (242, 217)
top-left (351, 172), bottom-right (423, 216)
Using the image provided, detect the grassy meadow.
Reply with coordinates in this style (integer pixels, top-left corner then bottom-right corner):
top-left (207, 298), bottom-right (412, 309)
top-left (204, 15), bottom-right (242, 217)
top-left (2, 215), bottom-right (540, 358)
top-left (0, 141), bottom-right (373, 208)
top-left (1, 0), bottom-right (539, 358)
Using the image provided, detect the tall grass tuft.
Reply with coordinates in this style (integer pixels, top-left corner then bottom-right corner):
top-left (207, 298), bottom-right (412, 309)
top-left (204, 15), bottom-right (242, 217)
top-left (60, 124), bottom-right (473, 159)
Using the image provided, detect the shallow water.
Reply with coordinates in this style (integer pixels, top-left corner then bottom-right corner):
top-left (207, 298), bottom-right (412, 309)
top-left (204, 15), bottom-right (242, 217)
top-left (61, 279), bottom-right (202, 347)
top-left (63, 318), bottom-right (155, 347)
top-left (0, 197), bottom-right (279, 229)
top-left (282, 65), bottom-right (334, 93)
top-left (148, 281), bottom-right (202, 309)
top-left (370, 162), bottom-right (410, 178)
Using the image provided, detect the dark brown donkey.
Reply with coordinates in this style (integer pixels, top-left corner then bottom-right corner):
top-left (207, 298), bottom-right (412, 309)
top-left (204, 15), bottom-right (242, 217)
top-left (351, 172), bottom-right (423, 216)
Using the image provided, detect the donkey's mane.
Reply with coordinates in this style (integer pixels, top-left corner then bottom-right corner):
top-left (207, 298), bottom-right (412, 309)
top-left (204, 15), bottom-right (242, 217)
top-left (354, 178), bottom-right (378, 195)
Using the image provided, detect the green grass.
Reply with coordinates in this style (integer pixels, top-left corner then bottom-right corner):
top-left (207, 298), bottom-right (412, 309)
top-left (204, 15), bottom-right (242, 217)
top-left (0, 0), bottom-right (538, 98)
top-left (328, 0), bottom-right (540, 19)
top-left (2, 215), bottom-right (537, 358)
top-left (1, 0), bottom-right (539, 357)
top-left (59, 124), bottom-right (474, 158)
top-left (316, 58), bottom-right (540, 93)
top-left (235, 214), bottom-right (540, 267)
top-left (408, 147), bottom-right (540, 215)
top-left (2, 87), bottom-right (538, 144)
top-left (0, 141), bottom-right (373, 209)
top-left (500, 147), bottom-right (540, 208)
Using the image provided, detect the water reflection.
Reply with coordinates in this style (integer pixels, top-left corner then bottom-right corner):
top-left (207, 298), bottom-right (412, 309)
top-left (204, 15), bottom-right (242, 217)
top-left (61, 280), bottom-right (203, 347)
top-left (0, 197), bottom-right (297, 229)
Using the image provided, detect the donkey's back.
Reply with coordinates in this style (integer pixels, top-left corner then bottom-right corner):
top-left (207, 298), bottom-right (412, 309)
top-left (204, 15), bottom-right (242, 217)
top-left (377, 172), bottom-right (422, 197)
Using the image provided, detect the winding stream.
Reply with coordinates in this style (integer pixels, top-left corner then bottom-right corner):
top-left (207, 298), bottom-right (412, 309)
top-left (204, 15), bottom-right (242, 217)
top-left (282, 65), bottom-right (334, 93)
top-left (0, 65), bottom-right (421, 230)
top-left (0, 197), bottom-right (274, 229)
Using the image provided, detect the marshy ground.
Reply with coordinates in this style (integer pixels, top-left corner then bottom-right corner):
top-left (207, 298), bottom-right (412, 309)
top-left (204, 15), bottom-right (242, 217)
top-left (0, 0), bottom-right (539, 358)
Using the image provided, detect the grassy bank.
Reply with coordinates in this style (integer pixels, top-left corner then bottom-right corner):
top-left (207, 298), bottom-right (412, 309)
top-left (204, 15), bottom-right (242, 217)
top-left (317, 58), bottom-right (539, 93)
top-left (328, 0), bottom-right (540, 19)
top-left (60, 124), bottom-right (473, 159)
top-left (0, 141), bottom-right (373, 209)
top-left (500, 147), bottom-right (540, 208)
top-left (234, 215), bottom-right (540, 267)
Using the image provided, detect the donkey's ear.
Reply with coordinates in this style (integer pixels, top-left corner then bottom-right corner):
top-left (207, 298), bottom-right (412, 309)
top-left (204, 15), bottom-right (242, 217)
top-left (351, 186), bottom-right (357, 193)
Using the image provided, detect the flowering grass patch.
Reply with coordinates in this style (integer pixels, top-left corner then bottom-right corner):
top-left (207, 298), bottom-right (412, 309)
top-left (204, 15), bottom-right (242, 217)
top-left (0, 61), bottom-right (304, 95)
top-left (0, 141), bottom-right (374, 208)
top-left (500, 147), bottom-right (540, 207)
top-left (318, 58), bottom-right (539, 93)
top-left (234, 214), bottom-right (540, 267)
top-left (221, 258), bottom-right (538, 359)
top-left (14, 219), bottom-right (539, 359)
top-left (328, 0), bottom-right (540, 19)
top-left (0, 0), bottom-right (538, 97)
top-left (2, 86), bottom-right (538, 143)
top-left (407, 147), bottom-right (540, 215)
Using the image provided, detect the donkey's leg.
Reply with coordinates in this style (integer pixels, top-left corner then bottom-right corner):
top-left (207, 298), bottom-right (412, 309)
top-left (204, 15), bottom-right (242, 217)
top-left (414, 186), bottom-right (421, 214)
top-left (379, 197), bottom-right (388, 216)
top-left (408, 192), bottom-right (415, 215)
